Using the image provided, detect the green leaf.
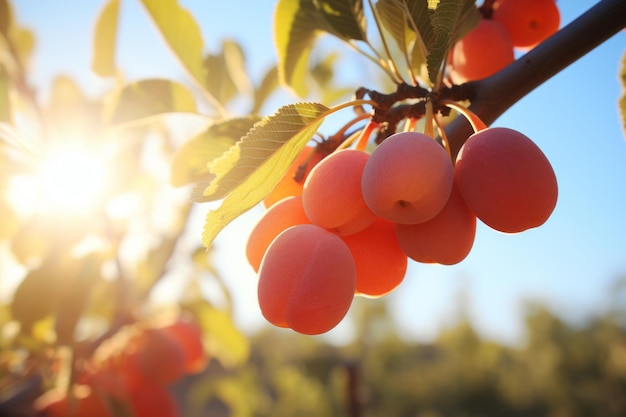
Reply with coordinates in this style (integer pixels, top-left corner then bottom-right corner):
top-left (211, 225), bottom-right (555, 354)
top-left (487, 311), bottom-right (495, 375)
top-left (252, 65), bottom-right (279, 115)
top-left (274, 0), bottom-right (325, 97)
top-left (139, 0), bottom-right (206, 86)
top-left (91, 0), bottom-right (119, 77)
top-left (0, 64), bottom-right (11, 123)
top-left (10, 257), bottom-right (61, 334)
top-left (104, 79), bottom-right (197, 124)
top-left (426, 0), bottom-right (479, 85)
top-left (619, 53), bottom-right (626, 135)
top-left (203, 53), bottom-right (238, 107)
top-left (170, 117), bottom-right (261, 187)
top-left (222, 40), bottom-right (254, 99)
top-left (201, 102), bottom-right (329, 247)
top-left (274, 0), bottom-right (367, 97)
top-left (315, 0), bottom-right (367, 41)
top-left (376, 0), bottom-right (412, 56)
top-left (188, 300), bottom-right (250, 368)
top-left (0, 0), bottom-right (11, 37)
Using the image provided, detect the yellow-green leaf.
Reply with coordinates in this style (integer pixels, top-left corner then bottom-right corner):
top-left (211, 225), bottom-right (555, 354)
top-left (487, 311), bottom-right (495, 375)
top-left (170, 117), bottom-right (261, 187)
top-left (316, 0), bottom-right (367, 41)
top-left (104, 79), bottom-right (197, 124)
top-left (427, 0), bottom-right (479, 85)
top-left (619, 53), bottom-right (626, 135)
top-left (252, 65), bottom-right (279, 115)
top-left (0, 0), bottom-right (11, 37)
top-left (0, 64), bottom-right (10, 123)
top-left (201, 102), bottom-right (329, 247)
top-left (139, 0), bottom-right (205, 86)
top-left (189, 300), bottom-right (250, 369)
top-left (274, 0), bottom-right (324, 97)
top-left (91, 0), bottom-right (119, 77)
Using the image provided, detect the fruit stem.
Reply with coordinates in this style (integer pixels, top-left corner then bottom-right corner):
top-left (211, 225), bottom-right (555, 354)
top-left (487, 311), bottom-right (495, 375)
top-left (438, 99), bottom-right (487, 133)
top-left (355, 121), bottom-right (378, 151)
top-left (434, 115), bottom-right (452, 161)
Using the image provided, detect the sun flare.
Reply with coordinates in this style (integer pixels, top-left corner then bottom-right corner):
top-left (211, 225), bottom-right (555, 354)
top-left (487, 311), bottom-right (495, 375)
top-left (35, 145), bottom-right (109, 213)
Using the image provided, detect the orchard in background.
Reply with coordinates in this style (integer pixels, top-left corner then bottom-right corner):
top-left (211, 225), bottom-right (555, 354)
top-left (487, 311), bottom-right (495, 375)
top-left (0, 0), bottom-right (625, 416)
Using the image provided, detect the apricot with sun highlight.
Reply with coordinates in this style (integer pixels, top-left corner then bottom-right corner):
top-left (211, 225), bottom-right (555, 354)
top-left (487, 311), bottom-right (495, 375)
top-left (454, 127), bottom-right (558, 233)
top-left (257, 224), bottom-right (356, 335)
top-left (361, 131), bottom-right (454, 225)
top-left (303, 149), bottom-right (376, 235)
top-left (246, 196), bottom-right (312, 272)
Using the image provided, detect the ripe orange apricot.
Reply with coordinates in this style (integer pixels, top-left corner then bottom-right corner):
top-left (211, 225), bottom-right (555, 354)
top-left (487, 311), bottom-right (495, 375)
top-left (493, 0), bottom-right (560, 49)
top-left (454, 127), bottom-right (558, 233)
top-left (395, 181), bottom-right (476, 265)
top-left (160, 319), bottom-right (208, 374)
top-left (450, 18), bottom-right (514, 83)
top-left (263, 146), bottom-right (325, 208)
top-left (361, 131), bottom-right (454, 225)
top-left (341, 217), bottom-right (407, 298)
top-left (246, 196), bottom-right (312, 272)
top-left (303, 149), bottom-right (377, 235)
top-left (257, 224), bottom-right (356, 335)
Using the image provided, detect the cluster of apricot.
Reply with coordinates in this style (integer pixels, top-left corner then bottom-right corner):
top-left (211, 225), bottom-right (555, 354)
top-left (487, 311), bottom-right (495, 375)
top-left (247, 125), bottom-right (558, 335)
top-left (34, 318), bottom-right (207, 417)
top-left (449, 0), bottom-right (561, 82)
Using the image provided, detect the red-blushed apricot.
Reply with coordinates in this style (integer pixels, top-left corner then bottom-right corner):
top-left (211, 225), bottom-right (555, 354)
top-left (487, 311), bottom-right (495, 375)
top-left (257, 224), bottom-right (356, 335)
top-left (341, 217), bottom-right (407, 298)
top-left (455, 127), bottom-right (558, 233)
top-left (127, 327), bottom-right (186, 384)
top-left (361, 132), bottom-right (454, 225)
top-left (246, 196), bottom-right (312, 272)
top-left (303, 149), bottom-right (377, 235)
top-left (493, 0), bottom-right (560, 49)
top-left (263, 146), bottom-right (325, 208)
top-left (395, 181), bottom-right (476, 265)
top-left (160, 319), bottom-right (208, 374)
top-left (34, 385), bottom-right (112, 417)
top-left (450, 18), bottom-right (514, 83)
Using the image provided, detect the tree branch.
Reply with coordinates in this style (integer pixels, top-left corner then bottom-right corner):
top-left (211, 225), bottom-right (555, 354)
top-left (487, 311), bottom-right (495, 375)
top-left (445, 0), bottom-right (626, 159)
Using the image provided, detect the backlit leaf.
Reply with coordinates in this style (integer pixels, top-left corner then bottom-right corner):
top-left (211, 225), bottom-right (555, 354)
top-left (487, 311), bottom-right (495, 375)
top-left (188, 300), bottom-right (250, 368)
top-left (274, 0), bottom-right (326, 97)
top-left (252, 65), bottom-right (279, 115)
top-left (201, 102), bottom-right (329, 247)
top-left (222, 40), bottom-right (254, 99)
top-left (274, 0), bottom-right (367, 97)
top-left (91, 0), bottom-right (119, 77)
top-left (619, 53), bottom-right (626, 135)
top-left (139, 0), bottom-right (205, 86)
top-left (427, 0), bottom-right (479, 85)
top-left (203, 54), bottom-right (237, 108)
top-left (315, 0), bottom-right (367, 41)
top-left (0, 0), bottom-right (11, 37)
top-left (104, 79), bottom-right (197, 124)
top-left (170, 117), bottom-right (261, 187)
top-left (0, 64), bottom-right (10, 123)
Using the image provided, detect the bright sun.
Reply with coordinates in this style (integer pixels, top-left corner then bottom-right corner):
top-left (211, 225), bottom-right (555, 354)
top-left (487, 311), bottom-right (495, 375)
top-left (35, 145), bottom-right (109, 213)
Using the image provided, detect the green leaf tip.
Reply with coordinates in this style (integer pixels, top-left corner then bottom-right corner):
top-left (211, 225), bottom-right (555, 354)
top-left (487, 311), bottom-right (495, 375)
top-left (200, 102), bottom-right (329, 248)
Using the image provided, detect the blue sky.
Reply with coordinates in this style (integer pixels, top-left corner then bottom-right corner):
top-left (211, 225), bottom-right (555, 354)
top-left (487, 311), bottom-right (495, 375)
top-left (11, 0), bottom-right (626, 345)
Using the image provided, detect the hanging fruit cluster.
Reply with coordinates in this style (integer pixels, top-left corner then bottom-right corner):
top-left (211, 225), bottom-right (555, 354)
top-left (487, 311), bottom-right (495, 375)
top-left (34, 318), bottom-right (208, 417)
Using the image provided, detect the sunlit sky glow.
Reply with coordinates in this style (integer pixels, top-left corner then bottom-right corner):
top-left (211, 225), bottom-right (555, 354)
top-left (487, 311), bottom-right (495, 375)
top-left (9, 0), bottom-right (626, 345)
